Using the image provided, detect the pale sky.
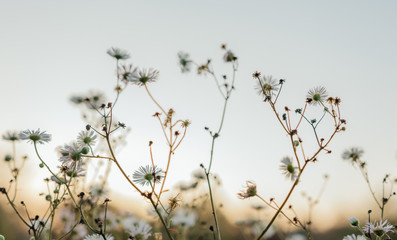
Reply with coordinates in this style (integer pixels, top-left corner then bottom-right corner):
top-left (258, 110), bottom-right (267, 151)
top-left (1, 0), bottom-right (397, 230)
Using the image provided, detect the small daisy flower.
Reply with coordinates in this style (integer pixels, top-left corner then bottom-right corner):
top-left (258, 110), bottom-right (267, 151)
top-left (118, 63), bottom-right (137, 82)
top-left (107, 47), bottom-right (130, 60)
top-left (363, 219), bottom-right (395, 237)
top-left (348, 217), bottom-right (359, 227)
top-left (127, 68), bottom-right (159, 86)
top-left (2, 131), bottom-right (19, 141)
top-left (342, 234), bottom-right (366, 240)
top-left (132, 165), bottom-right (164, 187)
top-left (121, 215), bottom-right (140, 230)
top-left (171, 209), bottom-right (197, 227)
top-left (59, 142), bottom-right (87, 171)
top-left (128, 220), bottom-right (152, 240)
top-left (307, 86), bottom-right (328, 106)
top-left (84, 233), bottom-right (114, 240)
top-left (255, 75), bottom-right (279, 99)
top-left (223, 50), bottom-right (237, 62)
top-left (238, 181), bottom-right (257, 199)
top-left (19, 129), bottom-right (51, 144)
top-left (279, 156), bottom-right (298, 181)
top-left (342, 147), bottom-right (364, 162)
top-left (77, 130), bottom-right (97, 147)
top-left (177, 52), bottom-right (192, 73)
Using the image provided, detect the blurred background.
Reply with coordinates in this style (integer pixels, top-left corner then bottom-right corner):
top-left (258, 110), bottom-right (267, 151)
top-left (1, 0), bottom-right (397, 239)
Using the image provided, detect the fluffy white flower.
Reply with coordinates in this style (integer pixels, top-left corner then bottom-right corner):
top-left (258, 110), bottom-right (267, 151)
top-left (171, 209), bottom-right (197, 227)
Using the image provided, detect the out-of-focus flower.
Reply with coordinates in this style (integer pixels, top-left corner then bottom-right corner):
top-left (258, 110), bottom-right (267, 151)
top-left (238, 181), bottom-right (257, 199)
top-left (99, 210), bottom-right (119, 230)
top-left (128, 220), bottom-right (152, 240)
top-left (59, 208), bottom-right (76, 231)
top-left (71, 224), bottom-right (87, 240)
top-left (348, 217), bottom-right (359, 227)
top-left (19, 129), bottom-right (51, 144)
top-left (127, 68), bottom-right (159, 86)
top-left (89, 185), bottom-right (108, 200)
top-left (342, 148), bottom-right (364, 163)
top-left (107, 47), bottom-right (130, 60)
top-left (192, 169), bottom-right (205, 180)
top-left (177, 52), bottom-right (192, 73)
top-left (223, 50), bottom-right (237, 62)
top-left (132, 165), bottom-right (164, 187)
top-left (77, 130), bottom-right (97, 147)
top-left (118, 64), bottom-right (137, 82)
top-left (255, 75), bottom-right (279, 99)
top-left (279, 156), bottom-right (298, 181)
top-left (84, 233), bottom-right (114, 240)
top-left (286, 232), bottom-right (308, 240)
top-left (252, 220), bottom-right (275, 239)
top-left (121, 215), bottom-right (139, 230)
top-left (307, 86), bottom-right (328, 106)
top-left (342, 234), bottom-right (366, 240)
top-left (171, 209), bottom-right (197, 227)
top-left (2, 131), bottom-right (19, 141)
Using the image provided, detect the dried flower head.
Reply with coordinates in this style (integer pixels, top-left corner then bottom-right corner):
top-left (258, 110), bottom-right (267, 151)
top-left (238, 181), bottom-right (257, 199)
top-left (107, 47), bottom-right (130, 60)
top-left (223, 50), bottom-right (237, 62)
top-left (19, 129), bottom-right (51, 144)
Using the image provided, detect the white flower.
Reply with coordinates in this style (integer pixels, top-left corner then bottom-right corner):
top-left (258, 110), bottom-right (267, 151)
top-left (255, 75), bottom-right (279, 99)
top-left (59, 208), bottom-right (76, 231)
top-left (2, 131), bottom-right (19, 141)
top-left (127, 68), bottom-right (159, 86)
top-left (279, 156), bottom-right (298, 181)
top-left (132, 165), bottom-right (164, 187)
top-left (286, 232), bottom-right (307, 240)
top-left (128, 220), bottom-right (152, 240)
top-left (84, 233), bottom-right (114, 240)
top-left (121, 215), bottom-right (139, 230)
top-left (71, 224), bottom-right (87, 240)
top-left (342, 148), bottom-right (364, 162)
top-left (77, 130), bottom-right (97, 147)
top-left (99, 210), bottom-right (119, 231)
top-left (177, 52), bottom-right (192, 73)
top-left (363, 219), bottom-right (395, 237)
top-left (348, 217), bottom-right (359, 227)
top-left (171, 209), bottom-right (197, 227)
top-left (342, 234), bottom-right (366, 240)
top-left (107, 47), bottom-right (130, 60)
top-left (59, 142), bottom-right (87, 171)
top-left (307, 86), bottom-right (328, 105)
top-left (252, 221), bottom-right (275, 239)
top-left (118, 64), bottom-right (137, 82)
top-left (89, 185), bottom-right (108, 200)
top-left (19, 129), bottom-right (51, 144)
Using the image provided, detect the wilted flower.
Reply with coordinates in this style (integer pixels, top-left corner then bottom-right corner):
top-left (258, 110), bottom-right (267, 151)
top-left (307, 86), bottom-right (328, 106)
top-left (128, 220), bottom-right (152, 240)
top-left (84, 233), bottom-right (114, 240)
top-left (128, 68), bottom-right (159, 86)
top-left (77, 130), bottom-right (97, 147)
top-left (342, 147), bottom-right (364, 162)
top-left (255, 75), bottom-right (279, 99)
top-left (197, 62), bottom-right (209, 75)
top-left (177, 52), bottom-right (192, 73)
top-left (223, 50), bottom-right (237, 62)
top-left (107, 47), bottom-right (130, 60)
top-left (238, 181), bottom-right (257, 199)
top-left (132, 165), bottom-right (164, 187)
top-left (342, 234), bottom-right (366, 240)
top-left (279, 156), bottom-right (298, 181)
top-left (19, 129), bottom-right (51, 144)
top-left (2, 131), bottom-right (19, 141)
